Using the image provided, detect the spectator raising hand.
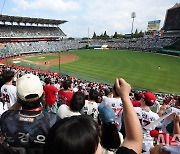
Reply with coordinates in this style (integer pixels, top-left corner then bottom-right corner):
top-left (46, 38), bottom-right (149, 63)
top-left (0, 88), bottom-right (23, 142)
top-left (115, 78), bottom-right (142, 154)
top-left (115, 78), bottom-right (131, 98)
top-left (158, 104), bottom-right (170, 117)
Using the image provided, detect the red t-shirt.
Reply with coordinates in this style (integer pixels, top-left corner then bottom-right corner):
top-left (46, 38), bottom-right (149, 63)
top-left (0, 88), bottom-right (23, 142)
top-left (132, 99), bottom-right (141, 107)
top-left (43, 85), bottom-right (58, 106)
top-left (59, 89), bottom-right (73, 106)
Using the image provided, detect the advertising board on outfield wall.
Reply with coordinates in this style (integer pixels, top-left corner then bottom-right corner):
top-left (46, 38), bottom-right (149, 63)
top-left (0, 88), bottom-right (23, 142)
top-left (147, 20), bottom-right (161, 31)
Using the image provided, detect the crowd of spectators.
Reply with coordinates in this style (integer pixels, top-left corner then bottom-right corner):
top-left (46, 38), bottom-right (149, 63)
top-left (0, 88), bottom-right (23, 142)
top-left (0, 65), bottom-right (179, 154)
top-left (0, 37), bottom-right (177, 57)
top-left (0, 40), bottom-right (86, 56)
top-left (0, 25), bottom-right (65, 38)
top-left (90, 37), bottom-right (176, 51)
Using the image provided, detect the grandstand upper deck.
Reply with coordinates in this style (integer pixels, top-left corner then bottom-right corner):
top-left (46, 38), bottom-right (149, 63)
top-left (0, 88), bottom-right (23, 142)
top-left (0, 14), bottom-right (67, 26)
top-left (0, 24), bottom-right (66, 38)
top-left (0, 15), bottom-right (67, 39)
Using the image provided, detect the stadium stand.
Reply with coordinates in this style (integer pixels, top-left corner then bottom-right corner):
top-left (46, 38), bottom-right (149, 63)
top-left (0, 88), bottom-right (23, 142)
top-left (0, 24), bottom-right (65, 38)
top-left (90, 37), bottom-right (176, 51)
top-left (0, 15), bottom-right (69, 55)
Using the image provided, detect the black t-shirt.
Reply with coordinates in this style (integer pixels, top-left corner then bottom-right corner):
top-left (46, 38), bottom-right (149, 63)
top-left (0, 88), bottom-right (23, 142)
top-left (116, 146), bottom-right (137, 154)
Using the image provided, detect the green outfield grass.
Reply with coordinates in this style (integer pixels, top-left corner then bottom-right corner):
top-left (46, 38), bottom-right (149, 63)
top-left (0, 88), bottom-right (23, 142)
top-left (17, 50), bottom-right (180, 93)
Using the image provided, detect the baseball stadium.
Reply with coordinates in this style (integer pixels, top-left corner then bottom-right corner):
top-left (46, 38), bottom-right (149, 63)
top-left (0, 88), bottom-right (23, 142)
top-left (0, 3), bottom-right (180, 94)
top-left (0, 1), bottom-right (180, 154)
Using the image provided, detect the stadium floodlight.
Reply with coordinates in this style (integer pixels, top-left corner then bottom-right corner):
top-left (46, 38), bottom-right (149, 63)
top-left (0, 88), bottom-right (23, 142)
top-left (131, 12), bottom-right (136, 34)
top-left (1, 0), bottom-right (7, 15)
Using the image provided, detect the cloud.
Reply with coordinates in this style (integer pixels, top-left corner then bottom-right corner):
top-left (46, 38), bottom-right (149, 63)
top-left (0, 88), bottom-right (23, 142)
top-left (12, 0), bottom-right (81, 12)
top-left (77, 0), bottom-right (176, 36)
top-left (9, 0), bottom-right (178, 37)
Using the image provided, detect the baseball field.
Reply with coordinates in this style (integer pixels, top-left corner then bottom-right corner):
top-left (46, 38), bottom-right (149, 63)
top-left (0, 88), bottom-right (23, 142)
top-left (10, 49), bottom-right (180, 94)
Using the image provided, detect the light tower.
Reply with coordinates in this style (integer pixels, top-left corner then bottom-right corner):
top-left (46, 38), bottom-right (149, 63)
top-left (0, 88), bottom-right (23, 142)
top-left (131, 12), bottom-right (136, 34)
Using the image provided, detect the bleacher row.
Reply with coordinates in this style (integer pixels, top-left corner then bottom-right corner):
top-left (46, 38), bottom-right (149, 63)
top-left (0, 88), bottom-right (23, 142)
top-left (90, 37), bottom-right (176, 50)
top-left (0, 25), bottom-right (65, 38)
top-left (0, 38), bottom-right (176, 57)
top-left (0, 40), bottom-right (86, 57)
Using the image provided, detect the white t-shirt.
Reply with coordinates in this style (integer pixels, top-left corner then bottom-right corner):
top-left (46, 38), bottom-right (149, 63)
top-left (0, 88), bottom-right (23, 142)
top-left (134, 107), bottom-right (159, 152)
top-left (101, 96), bottom-right (123, 130)
top-left (57, 104), bottom-right (81, 119)
top-left (0, 84), bottom-right (17, 115)
top-left (80, 100), bottom-right (99, 122)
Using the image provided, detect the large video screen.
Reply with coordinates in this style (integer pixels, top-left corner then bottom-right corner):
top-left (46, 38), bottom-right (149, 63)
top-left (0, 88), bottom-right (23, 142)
top-left (147, 20), bottom-right (161, 31)
top-left (164, 7), bottom-right (180, 31)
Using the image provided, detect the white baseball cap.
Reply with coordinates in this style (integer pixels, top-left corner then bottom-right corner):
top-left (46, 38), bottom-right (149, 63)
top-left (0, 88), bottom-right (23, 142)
top-left (17, 74), bottom-right (43, 101)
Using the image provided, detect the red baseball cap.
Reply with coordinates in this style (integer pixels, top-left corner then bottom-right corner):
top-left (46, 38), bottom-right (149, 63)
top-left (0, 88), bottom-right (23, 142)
top-left (142, 92), bottom-right (156, 104)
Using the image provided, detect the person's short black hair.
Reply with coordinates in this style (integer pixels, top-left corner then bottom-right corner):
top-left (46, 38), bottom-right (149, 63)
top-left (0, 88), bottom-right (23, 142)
top-left (144, 100), bottom-right (154, 107)
top-left (44, 78), bottom-right (51, 84)
top-left (17, 94), bottom-right (43, 110)
top-left (63, 79), bottom-right (72, 90)
top-left (89, 89), bottom-right (100, 101)
top-left (101, 123), bottom-right (121, 151)
top-left (175, 96), bottom-right (180, 105)
top-left (43, 115), bottom-right (100, 154)
top-left (134, 91), bottom-right (141, 100)
top-left (0, 74), bottom-right (5, 89)
top-left (104, 88), bottom-right (112, 96)
top-left (70, 92), bottom-right (85, 112)
top-left (2, 70), bottom-right (15, 83)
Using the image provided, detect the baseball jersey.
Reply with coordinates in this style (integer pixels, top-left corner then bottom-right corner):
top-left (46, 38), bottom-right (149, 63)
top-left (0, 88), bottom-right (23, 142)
top-left (80, 100), bottom-right (99, 122)
top-left (134, 107), bottom-right (159, 152)
top-left (101, 96), bottom-right (123, 130)
top-left (0, 110), bottom-right (57, 149)
top-left (1, 84), bottom-right (17, 112)
top-left (43, 85), bottom-right (58, 106)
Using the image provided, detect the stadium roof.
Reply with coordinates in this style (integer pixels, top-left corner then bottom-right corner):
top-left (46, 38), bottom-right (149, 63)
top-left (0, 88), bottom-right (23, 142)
top-left (169, 3), bottom-right (180, 10)
top-left (0, 14), bottom-right (67, 25)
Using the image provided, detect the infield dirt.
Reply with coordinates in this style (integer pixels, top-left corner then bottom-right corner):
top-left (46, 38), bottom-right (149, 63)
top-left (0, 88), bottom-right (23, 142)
top-left (12, 53), bottom-right (78, 66)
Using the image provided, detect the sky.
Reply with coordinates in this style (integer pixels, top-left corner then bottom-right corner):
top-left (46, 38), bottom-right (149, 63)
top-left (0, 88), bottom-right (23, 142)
top-left (0, 0), bottom-right (179, 38)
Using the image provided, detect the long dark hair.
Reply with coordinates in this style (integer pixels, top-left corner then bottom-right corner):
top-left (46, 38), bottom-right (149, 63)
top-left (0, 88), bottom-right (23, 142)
top-left (43, 115), bottom-right (100, 154)
top-left (101, 123), bottom-right (121, 151)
